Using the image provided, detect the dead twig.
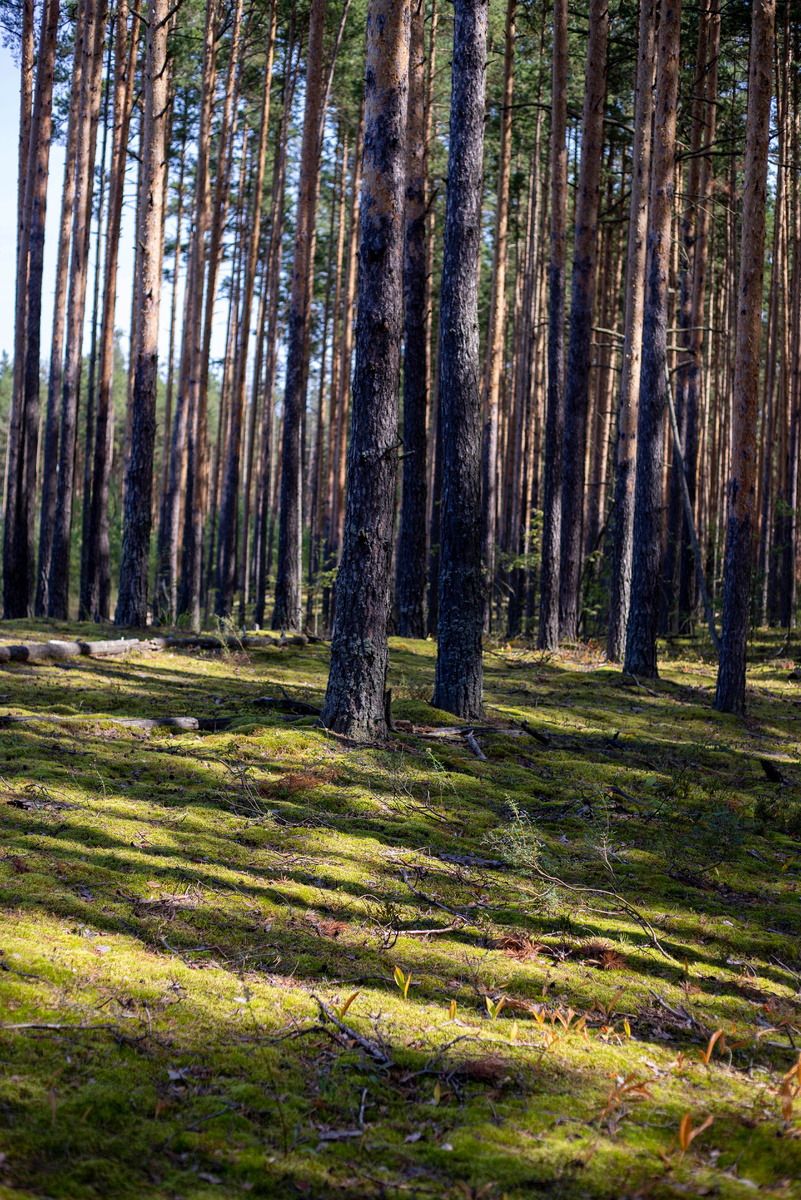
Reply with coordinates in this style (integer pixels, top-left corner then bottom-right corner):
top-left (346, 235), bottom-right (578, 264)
top-left (312, 997), bottom-right (393, 1067)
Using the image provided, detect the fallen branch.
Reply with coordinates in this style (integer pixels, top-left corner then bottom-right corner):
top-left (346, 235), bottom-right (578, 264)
top-left (0, 714), bottom-right (234, 732)
top-left (313, 997), bottom-right (393, 1067)
top-left (0, 637), bottom-right (141, 663)
top-left (399, 869), bottom-right (478, 923)
top-left (464, 731), bottom-right (487, 761)
top-left (648, 989), bottom-right (711, 1038)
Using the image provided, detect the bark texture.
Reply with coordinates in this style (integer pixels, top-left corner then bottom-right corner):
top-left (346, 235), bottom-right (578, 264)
top-left (624, 0), bottom-right (682, 678)
top-left (537, 0), bottom-right (567, 650)
top-left (607, 0), bottom-right (656, 661)
top-left (272, 0), bottom-right (327, 631)
top-left (715, 0), bottom-right (774, 713)
top-left (115, 0), bottom-right (169, 627)
top-left (321, 0), bottom-right (410, 739)
top-left (395, 0), bottom-right (428, 638)
top-left (432, 0), bottom-right (487, 719)
top-left (558, 0), bottom-right (607, 641)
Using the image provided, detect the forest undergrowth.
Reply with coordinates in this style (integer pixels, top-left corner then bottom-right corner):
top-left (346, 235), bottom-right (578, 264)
top-left (1, 625), bottom-right (801, 1199)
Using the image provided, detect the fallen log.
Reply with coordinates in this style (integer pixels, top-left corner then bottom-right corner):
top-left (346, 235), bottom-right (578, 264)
top-left (0, 638), bottom-right (141, 663)
top-left (0, 713), bottom-right (234, 732)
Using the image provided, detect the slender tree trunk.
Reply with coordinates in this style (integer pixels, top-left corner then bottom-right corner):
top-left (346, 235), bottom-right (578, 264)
top-left (35, 11), bottom-right (86, 616)
top-left (607, 0), bottom-right (656, 661)
top-left (679, 0), bottom-right (721, 629)
top-left (322, 0), bottom-right (410, 737)
top-left (558, 0), bottom-right (608, 641)
top-left (48, 0), bottom-right (107, 620)
top-left (782, 60), bottom-right (801, 631)
top-left (432, 0), bottom-right (488, 719)
top-left (178, 0), bottom-right (245, 628)
top-left (395, 0), bottom-right (428, 638)
top-left (480, 0), bottom-right (516, 633)
top-left (537, 0), bottom-right (568, 650)
top-left (115, 0), bottom-right (169, 626)
top-left (217, 0), bottom-right (277, 617)
top-left (4, 0), bottom-right (60, 618)
top-left (715, 0), bottom-right (774, 711)
top-left (624, 0), bottom-right (682, 678)
top-left (272, 0), bottom-right (328, 630)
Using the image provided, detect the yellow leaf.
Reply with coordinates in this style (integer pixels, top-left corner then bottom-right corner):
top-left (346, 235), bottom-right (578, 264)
top-left (433, 1081), bottom-right (441, 1105)
top-left (448, 999), bottom-right (457, 1021)
top-left (394, 966), bottom-right (405, 991)
top-left (624, 1018), bottom-right (631, 1040)
top-left (339, 991), bottom-right (359, 1020)
top-left (510, 1020), bottom-right (518, 1043)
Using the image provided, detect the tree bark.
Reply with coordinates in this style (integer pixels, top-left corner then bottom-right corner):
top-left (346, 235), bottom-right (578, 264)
top-left (432, 0), bottom-right (487, 719)
top-left (48, 0), bottom-right (108, 619)
top-left (607, 0), bottom-right (656, 661)
top-left (395, 0), bottom-right (428, 638)
top-left (321, 0), bottom-right (410, 738)
top-left (216, 0), bottom-right (277, 617)
top-left (115, 0), bottom-right (169, 627)
top-left (624, 0), bottom-right (682, 678)
top-left (4, 0), bottom-right (60, 618)
top-left (272, 0), bottom-right (328, 631)
top-left (537, 0), bottom-right (567, 651)
top-left (479, 0), bottom-right (516, 634)
top-left (715, 0), bottom-right (774, 710)
top-left (557, 0), bottom-right (607, 641)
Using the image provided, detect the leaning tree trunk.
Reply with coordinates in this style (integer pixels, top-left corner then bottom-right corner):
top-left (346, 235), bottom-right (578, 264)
top-left (607, 0), bottom-right (656, 661)
top-left (115, 0), bottom-right (169, 627)
top-left (537, 0), bottom-right (568, 650)
top-left (480, 0), bottom-right (516, 634)
top-left (395, 0), bottom-right (428, 638)
top-left (48, 0), bottom-right (107, 619)
top-left (321, 0), bottom-right (410, 739)
top-left (432, 0), bottom-right (488, 720)
top-left (272, 0), bottom-right (328, 631)
top-left (715, 0), bottom-right (774, 712)
top-left (624, 0), bottom-right (682, 678)
top-left (557, 0), bottom-right (608, 641)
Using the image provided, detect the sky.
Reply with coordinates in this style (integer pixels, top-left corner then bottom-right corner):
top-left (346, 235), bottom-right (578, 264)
top-left (0, 42), bottom-right (205, 372)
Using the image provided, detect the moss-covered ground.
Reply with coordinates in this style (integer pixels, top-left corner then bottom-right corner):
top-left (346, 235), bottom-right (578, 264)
top-left (2, 621), bottom-right (801, 1199)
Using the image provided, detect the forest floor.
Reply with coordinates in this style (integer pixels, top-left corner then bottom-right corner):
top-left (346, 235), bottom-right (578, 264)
top-left (1, 623), bottom-right (801, 1199)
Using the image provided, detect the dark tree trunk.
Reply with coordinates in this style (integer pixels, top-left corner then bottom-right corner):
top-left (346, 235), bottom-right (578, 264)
top-left (321, 0), bottom-right (410, 738)
top-left (537, 0), bottom-right (567, 650)
top-left (272, 0), bottom-right (327, 631)
top-left (557, 0), bottom-right (607, 641)
top-left (715, 0), bottom-right (774, 712)
top-left (115, 0), bottom-right (169, 627)
top-left (4, 0), bottom-right (60, 618)
top-left (624, 0), bottom-right (682, 678)
top-left (432, 0), bottom-right (487, 720)
top-left (395, 0), bottom-right (428, 639)
top-left (607, 0), bottom-right (656, 661)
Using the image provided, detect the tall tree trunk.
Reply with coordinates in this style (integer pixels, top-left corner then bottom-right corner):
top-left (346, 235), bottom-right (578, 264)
top-left (624, 0), bottom-right (682, 678)
top-left (395, 0), bottom-right (428, 638)
top-left (272, 0), bottom-right (328, 630)
top-left (679, 0), bottom-right (721, 630)
top-left (557, 0), bottom-right (608, 641)
top-left (321, 0), bottom-right (410, 737)
top-left (4, 0), bottom-right (60, 618)
top-left (715, 0), bottom-right (774, 711)
top-left (537, 0), bottom-right (568, 651)
top-left (782, 59), bottom-right (801, 631)
top-left (48, 0), bottom-right (108, 619)
top-left (115, 0), bottom-right (169, 626)
top-left (607, 0), bottom-right (656, 661)
top-left (217, 0), bottom-right (277, 617)
top-left (178, 0), bottom-right (245, 628)
top-left (479, 0), bottom-right (516, 633)
top-left (35, 9), bottom-right (85, 616)
top-left (432, 0), bottom-right (487, 719)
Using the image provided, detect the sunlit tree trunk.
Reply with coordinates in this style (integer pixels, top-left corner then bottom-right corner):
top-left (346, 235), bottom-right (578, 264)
top-left (115, 0), bottom-right (169, 626)
top-left (322, 0), bottom-right (410, 736)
